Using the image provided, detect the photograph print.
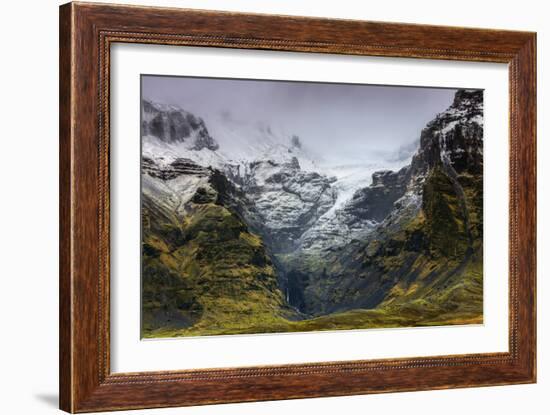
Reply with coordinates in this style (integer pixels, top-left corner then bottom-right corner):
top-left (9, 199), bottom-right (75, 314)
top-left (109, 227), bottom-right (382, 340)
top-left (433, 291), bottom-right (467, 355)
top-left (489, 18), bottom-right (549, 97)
top-left (140, 75), bottom-right (484, 338)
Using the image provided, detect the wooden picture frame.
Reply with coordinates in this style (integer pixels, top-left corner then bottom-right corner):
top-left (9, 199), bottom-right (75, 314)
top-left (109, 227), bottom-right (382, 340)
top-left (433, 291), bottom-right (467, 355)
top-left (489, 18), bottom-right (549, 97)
top-left (59, 2), bottom-right (536, 412)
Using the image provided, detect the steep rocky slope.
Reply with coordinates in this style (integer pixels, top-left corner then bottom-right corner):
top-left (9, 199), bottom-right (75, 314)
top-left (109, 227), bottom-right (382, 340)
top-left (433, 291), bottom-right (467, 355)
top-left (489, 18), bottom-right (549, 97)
top-left (142, 100), bottom-right (219, 150)
top-left (282, 89), bottom-right (484, 318)
top-left (141, 157), bottom-right (296, 337)
top-left (237, 157), bottom-right (338, 253)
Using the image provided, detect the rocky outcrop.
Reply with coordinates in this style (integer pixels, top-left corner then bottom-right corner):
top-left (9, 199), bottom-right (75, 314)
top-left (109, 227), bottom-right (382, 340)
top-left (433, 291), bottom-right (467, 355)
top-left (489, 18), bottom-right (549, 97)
top-left (297, 166), bottom-right (411, 252)
top-left (142, 100), bottom-right (219, 150)
top-left (142, 156), bottom-right (209, 180)
top-left (343, 167), bottom-right (411, 224)
top-left (411, 89), bottom-right (483, 176)
top-left (239, 157), bottom-right (338, 253)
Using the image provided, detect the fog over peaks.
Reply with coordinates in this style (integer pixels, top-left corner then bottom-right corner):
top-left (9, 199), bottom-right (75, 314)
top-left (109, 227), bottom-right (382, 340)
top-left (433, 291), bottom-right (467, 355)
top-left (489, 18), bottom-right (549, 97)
top-left (142, 75), bottom-right (457, 167)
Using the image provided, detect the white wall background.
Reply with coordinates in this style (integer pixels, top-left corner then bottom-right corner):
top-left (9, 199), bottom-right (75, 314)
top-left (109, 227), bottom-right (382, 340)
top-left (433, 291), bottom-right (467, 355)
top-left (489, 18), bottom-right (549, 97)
top-left (0, 1), bottom-right (546, 414)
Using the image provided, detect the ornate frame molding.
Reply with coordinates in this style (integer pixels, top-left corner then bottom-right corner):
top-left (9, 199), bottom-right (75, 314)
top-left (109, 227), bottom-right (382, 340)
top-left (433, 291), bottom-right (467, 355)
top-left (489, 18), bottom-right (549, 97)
top-left (60, 2), bottom-right (536, 412)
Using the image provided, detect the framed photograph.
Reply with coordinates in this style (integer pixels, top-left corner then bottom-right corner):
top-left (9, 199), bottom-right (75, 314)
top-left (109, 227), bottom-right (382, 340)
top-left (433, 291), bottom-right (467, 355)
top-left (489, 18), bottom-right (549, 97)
top-left (59, 2), bottom-right (536, 412)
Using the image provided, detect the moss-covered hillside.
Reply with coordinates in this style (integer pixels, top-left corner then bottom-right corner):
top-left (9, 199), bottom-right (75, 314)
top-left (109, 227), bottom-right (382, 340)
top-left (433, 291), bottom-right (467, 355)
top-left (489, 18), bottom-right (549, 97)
top-left (141, 190), bottom-right (294, 337)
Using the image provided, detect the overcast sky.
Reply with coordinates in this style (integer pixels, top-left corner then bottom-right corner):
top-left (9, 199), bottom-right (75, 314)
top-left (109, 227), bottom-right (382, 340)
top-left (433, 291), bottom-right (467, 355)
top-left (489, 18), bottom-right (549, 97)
top-left (142, 75), bottom-right (458, 165)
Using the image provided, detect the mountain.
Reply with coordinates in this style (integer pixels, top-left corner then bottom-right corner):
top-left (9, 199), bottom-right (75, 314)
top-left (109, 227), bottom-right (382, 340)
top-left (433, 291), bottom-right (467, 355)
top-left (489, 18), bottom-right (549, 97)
top-left (140, 89), bottom-right (484, 337)
top-left (141, 156), bottom-right (299, 336)
top-left (141, 100), bottom-right (341, 254)
top-left (281, 89), bottom-right (483, 319)
top-left (236, 157), bottom-right (338, 253)
top-left (297, 166), bottom-right (409, 252)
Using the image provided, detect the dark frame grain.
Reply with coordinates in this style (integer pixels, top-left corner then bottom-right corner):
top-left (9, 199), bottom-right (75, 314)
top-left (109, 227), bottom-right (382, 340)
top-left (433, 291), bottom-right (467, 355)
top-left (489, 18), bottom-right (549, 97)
top-left (59, 2), bottom-right (536, 412)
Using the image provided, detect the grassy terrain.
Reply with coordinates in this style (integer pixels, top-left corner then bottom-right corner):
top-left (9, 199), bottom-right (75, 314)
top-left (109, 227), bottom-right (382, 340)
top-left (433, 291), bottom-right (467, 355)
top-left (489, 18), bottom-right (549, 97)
top-left (146, 312), bottom-right (483, 338)
top-left (142, 199), bottom-right (294, 337)
top-left (143, 235), bottom-right (483, 338)
top-left (144, 248), bottom-right (483, 338)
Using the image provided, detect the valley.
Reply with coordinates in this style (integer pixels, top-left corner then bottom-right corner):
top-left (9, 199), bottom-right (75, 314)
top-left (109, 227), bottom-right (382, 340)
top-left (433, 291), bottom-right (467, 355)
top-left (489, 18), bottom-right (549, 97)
top-left (140, 89), bottom-right (484, 338)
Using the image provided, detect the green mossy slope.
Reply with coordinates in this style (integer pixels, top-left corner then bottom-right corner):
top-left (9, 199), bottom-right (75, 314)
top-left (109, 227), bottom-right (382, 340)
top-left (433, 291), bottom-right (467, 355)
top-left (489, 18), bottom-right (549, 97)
top-left (142, 199), bottom-right (293, 338)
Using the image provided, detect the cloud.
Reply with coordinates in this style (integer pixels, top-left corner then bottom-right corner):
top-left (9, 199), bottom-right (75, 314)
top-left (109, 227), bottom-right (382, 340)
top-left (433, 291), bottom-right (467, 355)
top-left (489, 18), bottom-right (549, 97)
top-left (142, 75), bottom-right (457, 167)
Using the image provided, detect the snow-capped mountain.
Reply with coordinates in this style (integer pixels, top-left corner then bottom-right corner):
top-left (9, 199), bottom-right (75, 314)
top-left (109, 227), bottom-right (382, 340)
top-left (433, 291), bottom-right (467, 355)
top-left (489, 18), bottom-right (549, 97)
top-left (141, 99), bottom-right (421, 255)
top-left (142, 99), bottom-right (366, 253)
top-left (142, 100), bottom-right (321, 170)
top-left (142, 100), bottom-right (225, 170)
top-left (141, 89), bottom-right (485, 330)
top-left (237, 157), bottom-right (338, 253)
top-left (141, 88), bottom-right (483, 258)
top-left (297, 89), bottom-right (484, 253)
top-left (202, 113), bottom-right (320, 171)
top-left (410, 89), bottom-right (483, 176)
top-left (281, 89), bottom-right (484, 315)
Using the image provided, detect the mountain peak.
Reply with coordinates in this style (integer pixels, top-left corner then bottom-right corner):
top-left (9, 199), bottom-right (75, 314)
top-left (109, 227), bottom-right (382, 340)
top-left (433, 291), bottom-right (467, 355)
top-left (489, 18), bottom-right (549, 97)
top-left (142, 99), bottom-right (219, 151)
top-left (452, 89), bottom-right (483, 108)
top-left (411, 89), bottom-right (483, 176)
